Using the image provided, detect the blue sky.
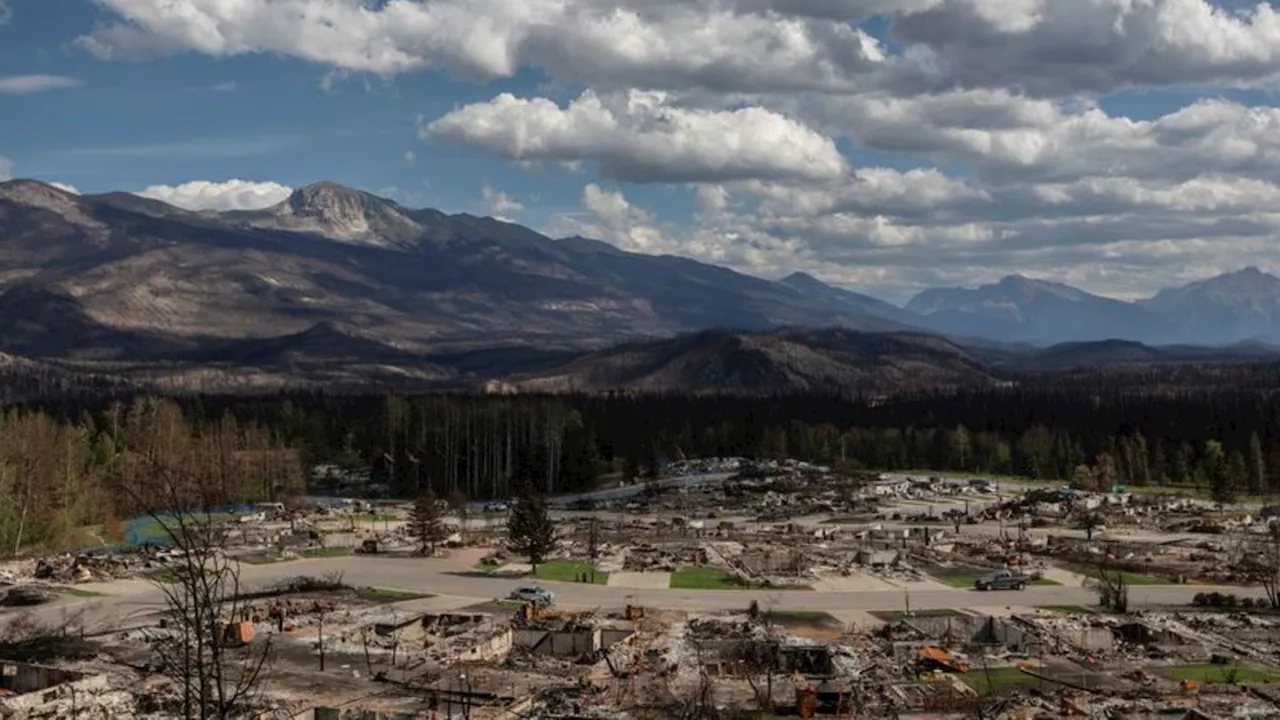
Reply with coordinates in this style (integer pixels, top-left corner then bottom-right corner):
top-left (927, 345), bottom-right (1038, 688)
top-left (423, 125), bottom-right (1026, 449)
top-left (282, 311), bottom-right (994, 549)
top-left (4, 0), bottom-right (1280, 303)
top-left (1, 1), bottom-right (600, 225)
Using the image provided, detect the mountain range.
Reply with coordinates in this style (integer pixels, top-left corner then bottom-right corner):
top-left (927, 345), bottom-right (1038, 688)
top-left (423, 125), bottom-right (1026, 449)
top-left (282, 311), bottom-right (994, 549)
top-left (2, 178), bottom-right (1280, 391)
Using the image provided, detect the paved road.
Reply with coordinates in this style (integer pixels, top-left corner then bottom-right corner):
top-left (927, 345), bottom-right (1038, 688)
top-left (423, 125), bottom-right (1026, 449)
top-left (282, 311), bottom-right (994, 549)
top-left (27, 555), bottom-right (1264, 632)
top-left (544, 472), bottom-right (737, 507)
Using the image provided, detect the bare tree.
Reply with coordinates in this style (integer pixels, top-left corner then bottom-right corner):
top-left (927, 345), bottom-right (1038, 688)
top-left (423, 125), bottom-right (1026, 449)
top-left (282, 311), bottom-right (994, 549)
top-left (1241, 522), bottom-right (1280, 609)
top-left (1087, 560), bottom-right (1130, 613)
top-left (119, 410), bottom-right (274, 719)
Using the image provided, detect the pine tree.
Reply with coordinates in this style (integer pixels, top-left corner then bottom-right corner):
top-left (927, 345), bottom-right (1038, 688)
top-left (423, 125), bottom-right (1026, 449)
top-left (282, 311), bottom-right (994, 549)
top-left (507, 488), bottom-right (557, 574)
top-left (1204, 440), bottom-right (1235, 506)
top-left (407, 488), bottom-right (446, 555)
top-left (1248, 432), bottom-right (1267, 494)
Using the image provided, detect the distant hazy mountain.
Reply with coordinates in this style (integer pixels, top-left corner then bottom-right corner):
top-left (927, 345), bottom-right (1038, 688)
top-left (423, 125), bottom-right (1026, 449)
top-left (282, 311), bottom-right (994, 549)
top-left (499, 327), bottom-right (996, 394)
top-left (906, 275), bottom-right (1175, 345)
top-left (778, 272), bottom-right (920, 325)
top-left (1138, 267), bottom-right (1280, 345)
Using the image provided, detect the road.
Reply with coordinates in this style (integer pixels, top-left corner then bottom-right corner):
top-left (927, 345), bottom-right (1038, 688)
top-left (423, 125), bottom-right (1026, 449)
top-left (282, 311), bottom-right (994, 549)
top-left (544, 472), bottom-right (737, 507)
top-left (27, 554), bottom-right (1264, 632)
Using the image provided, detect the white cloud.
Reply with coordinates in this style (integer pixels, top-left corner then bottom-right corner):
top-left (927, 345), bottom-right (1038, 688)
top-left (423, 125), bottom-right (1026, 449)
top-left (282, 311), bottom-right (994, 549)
top-left (0, 0), bottom-right (11, 26)
top-left (482, 185), bottom-right (524, 215)
top-left (0, 156), bottom-right (12, 182)
top-left (48, 182), bottom-right (79, 195)
top-left (403, 150), bottom-right (417, 165)
top-left (68, 0), bottom-right (1280, 298)
top-left (135, 179), bottom-right (292, 211)
top-left (0, 75), bottom-right (83, 93)
top-left (425, 89), bottom-right (848, 183)
top-left (78, 0), bottom-right (1280, 98)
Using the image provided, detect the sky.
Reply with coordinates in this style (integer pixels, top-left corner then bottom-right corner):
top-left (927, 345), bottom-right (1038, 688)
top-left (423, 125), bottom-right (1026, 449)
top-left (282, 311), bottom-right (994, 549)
top-left (4, 0), bottom-right (1280, 304)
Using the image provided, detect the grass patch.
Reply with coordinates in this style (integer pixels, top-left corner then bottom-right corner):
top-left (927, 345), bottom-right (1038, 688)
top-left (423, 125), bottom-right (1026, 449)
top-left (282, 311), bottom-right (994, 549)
top-left (1165, 664), bottom-right (1280, 684)
top-left (1110, 570), bottom-right (1163, 586)
top-left (671, 567), bottom-right (750, 590)
top-left (535, 561), bottom-right (609, 585)
top-left (51, 586), bottom-right (104, 597)
top-left (1063, 565), bottom-right (1166, 585)
top-left (765, 610), bottom-right (843, 629)
top-left (961, 666), bottom-right (1047, 694)
top-left (351, 587), bottom-right (432, 602)
top-left (1037, 605), bottom-right (1093, 614)
top-left (462, 599), bottom-right (526, 614)
top-left (304, 547), bottom-right (353, 558)
top-left (870, 608), bottom-right (963, 622)
top-left (938, 571), bottom-right (1060, 588)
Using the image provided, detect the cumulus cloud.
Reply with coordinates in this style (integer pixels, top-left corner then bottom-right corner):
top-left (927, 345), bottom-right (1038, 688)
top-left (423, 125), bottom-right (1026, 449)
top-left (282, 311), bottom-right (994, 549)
top-left (135, 179), bottom-right (292, 211)
top-left (48, 182), bottom-right (80, 194)
top-left (70, 0), bottom-right (1280, 298)
top-left (78, 0), bottom-right (1280, 97)
top-left (425, 90), bottom-right (848, 183)
top-left (482, 185), bottom-right (524, 216)
top-left (0, 75), bottom-right (83, 93)
top-left (0, 0), bottom-right (11, 26)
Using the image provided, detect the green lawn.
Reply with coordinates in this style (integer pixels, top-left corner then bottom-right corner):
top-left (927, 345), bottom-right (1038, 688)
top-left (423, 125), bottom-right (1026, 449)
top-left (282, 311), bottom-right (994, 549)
top-left (940, 571), bottom-right (1061, 588)
top-left (1037, 605), bottom-right (1093, 614)
top-left (351, 587), bottom-right (432, 602)
top-left (535, 561), bottom-right (609, 585)
top-left (1165, 664), bottom-right (1280, 684)
top-left (765, 610), bottom-right (843, 629)
top-left (670, 567), bottom-right (748, 590)
top-left (1110, 570), bottom-right (1163, 586)
top-left (961, 666), bottom-right (1047, 694)
top-left (870, 608), bottom-right (963, 621)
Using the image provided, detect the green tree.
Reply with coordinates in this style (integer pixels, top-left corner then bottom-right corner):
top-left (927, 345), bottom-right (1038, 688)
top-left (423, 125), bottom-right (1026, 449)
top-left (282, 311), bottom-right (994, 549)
top-left (407, 488), bottom-right (447, 555)
top-left (1248, 432), bottom-right (1267, 494)
top-left (1204, 440), bottom-right (1234, 506)
top-left (507, 488), bottom-right (558, 574)
top-left (948, 425), bottom-right (971, 471)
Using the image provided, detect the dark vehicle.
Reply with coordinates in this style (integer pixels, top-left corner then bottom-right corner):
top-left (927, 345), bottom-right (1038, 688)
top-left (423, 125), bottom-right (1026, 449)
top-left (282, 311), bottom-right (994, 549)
top-left (973, 570), bottom-right (1027, 591)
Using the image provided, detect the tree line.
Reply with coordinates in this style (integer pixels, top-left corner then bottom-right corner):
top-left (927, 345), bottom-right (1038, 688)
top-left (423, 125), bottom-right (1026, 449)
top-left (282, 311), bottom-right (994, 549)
top-left (5, 380), bottom-right (1280, 553)
top-left (0, 398), bottom-right (303, 554)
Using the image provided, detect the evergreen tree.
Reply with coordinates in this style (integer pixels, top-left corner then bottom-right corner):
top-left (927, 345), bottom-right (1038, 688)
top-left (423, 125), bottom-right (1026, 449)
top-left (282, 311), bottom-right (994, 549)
top-left (507, 488), bottom-right (557, 573)
top-left (407, 487), bottom-right (447, 555)
top-left (1204, 440), bottom-right (1235, 506)
top-left (1249, 432), bottom-right (1267, 494)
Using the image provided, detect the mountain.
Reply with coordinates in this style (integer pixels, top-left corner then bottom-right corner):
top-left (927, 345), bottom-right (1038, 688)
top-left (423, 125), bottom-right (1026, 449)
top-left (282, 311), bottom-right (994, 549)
top-left (1138, 267), bottom-right (1280, 345)
top-left (778, 272), bottom-right (919, 325)
top-left (906, 275), bottom-right (1175, 345)
top-left (498, 327), bottom-right (997, 394)
top-left (0, 179), bottom-right (916, 371)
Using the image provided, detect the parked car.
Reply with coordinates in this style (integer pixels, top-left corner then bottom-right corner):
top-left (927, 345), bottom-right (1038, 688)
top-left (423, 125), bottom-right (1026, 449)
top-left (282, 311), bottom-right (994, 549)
top-left (973, 570), bottom-right (1027, 591)
top-left (508, 585), bottom-right (555, 605)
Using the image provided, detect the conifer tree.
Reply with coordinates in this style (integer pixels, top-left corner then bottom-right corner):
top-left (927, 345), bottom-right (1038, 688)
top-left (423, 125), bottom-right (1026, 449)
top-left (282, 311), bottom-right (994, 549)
top-left (507, 487), bottom-right (557, 574)
top-left (407, 487), bottom-right (447, 555)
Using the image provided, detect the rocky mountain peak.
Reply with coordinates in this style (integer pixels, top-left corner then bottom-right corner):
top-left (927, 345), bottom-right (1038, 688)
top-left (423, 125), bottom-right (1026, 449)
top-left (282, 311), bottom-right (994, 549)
top-left (0, 179), bottom-right (101, 227)
top-left (247, 181), bottom-right (424, 248)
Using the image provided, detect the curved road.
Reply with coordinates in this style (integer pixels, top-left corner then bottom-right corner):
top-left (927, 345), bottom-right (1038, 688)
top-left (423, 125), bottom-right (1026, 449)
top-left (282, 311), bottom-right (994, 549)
top-left (32, 554), bottom-right (1265, 631)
